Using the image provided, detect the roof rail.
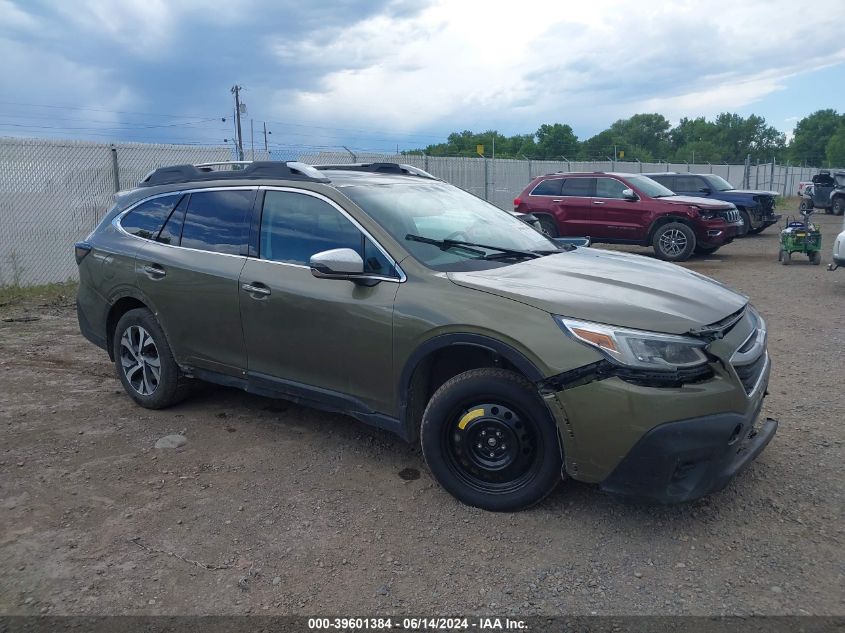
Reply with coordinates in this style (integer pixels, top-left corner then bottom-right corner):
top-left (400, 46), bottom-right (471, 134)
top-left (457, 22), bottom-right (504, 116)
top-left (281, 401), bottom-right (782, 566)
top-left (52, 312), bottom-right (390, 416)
top-left (139, 161), bottom-right (330, 187)
top-left (313, 162), bottom-right (440, 180)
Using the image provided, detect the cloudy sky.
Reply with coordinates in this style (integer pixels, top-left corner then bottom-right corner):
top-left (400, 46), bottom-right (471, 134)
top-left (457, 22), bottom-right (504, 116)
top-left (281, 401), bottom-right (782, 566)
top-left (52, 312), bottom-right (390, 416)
top-left (2, 0), bottom-right (844, 153)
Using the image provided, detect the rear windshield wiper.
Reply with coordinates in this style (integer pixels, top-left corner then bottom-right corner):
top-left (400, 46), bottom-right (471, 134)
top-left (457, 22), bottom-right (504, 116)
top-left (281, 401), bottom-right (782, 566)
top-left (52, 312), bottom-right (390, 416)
top-left (405, 234), bottom-right (541, 260)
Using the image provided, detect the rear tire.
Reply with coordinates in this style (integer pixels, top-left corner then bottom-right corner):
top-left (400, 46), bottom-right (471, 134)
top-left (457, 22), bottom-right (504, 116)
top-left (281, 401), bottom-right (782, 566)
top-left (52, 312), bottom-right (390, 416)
top-left (652, 222), bottom-right (696, 261)
top-left (420, 368), bottom-right (562, 512)
top-left (799, 199), bottom-right (811, 213)
top-left (113, 308), bottom-right (190, 409)
top-left (536, 215), bottom-right (559, 238)
top-left (833, 198), bottom-right (845, 216)
top-left (810, 251), bottom-right (821, 265)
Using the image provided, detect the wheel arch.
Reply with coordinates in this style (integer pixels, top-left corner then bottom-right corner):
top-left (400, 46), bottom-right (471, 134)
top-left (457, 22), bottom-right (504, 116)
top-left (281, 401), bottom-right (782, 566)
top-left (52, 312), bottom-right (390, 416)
top-left (646, 215), bottom-right (696, 243)
top-left (397, 334), bottom-right (546, 443)
top-left (105, 292), bottom-right (154, 361)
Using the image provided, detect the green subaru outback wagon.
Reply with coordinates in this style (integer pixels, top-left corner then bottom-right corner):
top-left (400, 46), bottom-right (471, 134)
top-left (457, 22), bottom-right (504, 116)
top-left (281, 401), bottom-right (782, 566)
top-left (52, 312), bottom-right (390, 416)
top-left (75, 161), bottom-right (777, 511)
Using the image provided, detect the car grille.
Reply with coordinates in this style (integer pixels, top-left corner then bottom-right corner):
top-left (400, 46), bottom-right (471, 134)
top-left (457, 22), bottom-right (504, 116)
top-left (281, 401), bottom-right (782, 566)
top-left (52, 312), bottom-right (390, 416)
top-left (757, 196), bottom-right (776, 215)
top-left (730, 312), bottom-right (768, 395)
top-left (733, 351), bottom-right (767, 394)
top-left (719, 209), bottom-right (740, 223)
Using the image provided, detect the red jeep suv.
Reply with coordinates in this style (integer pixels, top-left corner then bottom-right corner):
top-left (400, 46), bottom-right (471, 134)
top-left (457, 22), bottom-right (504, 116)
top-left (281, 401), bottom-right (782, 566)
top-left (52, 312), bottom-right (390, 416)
top-left (514, 172), bottom-right (743, 261)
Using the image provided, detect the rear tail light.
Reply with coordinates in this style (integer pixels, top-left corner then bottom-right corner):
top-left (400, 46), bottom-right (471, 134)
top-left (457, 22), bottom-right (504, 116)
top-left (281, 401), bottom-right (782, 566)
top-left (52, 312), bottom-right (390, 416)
top-left (74, 241), bottom-right (92, 265)
top-left (513, 197), bottom-right (522, 208)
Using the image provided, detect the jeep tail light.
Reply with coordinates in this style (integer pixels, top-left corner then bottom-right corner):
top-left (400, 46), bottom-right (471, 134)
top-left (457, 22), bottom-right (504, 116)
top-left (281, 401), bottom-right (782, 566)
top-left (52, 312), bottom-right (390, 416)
top-left (74, 241), bottom-right (92, 265)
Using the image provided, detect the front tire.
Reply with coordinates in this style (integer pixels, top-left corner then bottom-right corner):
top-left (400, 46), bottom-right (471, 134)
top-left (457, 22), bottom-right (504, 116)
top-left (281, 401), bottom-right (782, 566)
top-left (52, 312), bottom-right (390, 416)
top-left (113, 308), bottom-right (190, 409)
top-left (652, 222), bottom-right (696, 261)
top-left (421, 368), bottom-right (562, 512)
top-left (737, 209), bottom-right (751, 237)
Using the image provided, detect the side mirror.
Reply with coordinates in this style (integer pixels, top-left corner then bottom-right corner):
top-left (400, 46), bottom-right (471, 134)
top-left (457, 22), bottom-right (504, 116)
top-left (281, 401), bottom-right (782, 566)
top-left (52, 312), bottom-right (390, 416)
top-left (622, 188), bottom-right (638, 200)
top-left (309, 248), bottom-right (381, 286)
top-left (699, 187), bottom-right (712, 195)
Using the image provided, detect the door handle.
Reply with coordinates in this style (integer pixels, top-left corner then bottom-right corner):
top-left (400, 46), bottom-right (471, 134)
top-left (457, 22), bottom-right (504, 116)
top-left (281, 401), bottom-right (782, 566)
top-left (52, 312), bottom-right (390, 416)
top-left (592, 201), bottom-right (605, 205)
top-left (552, 199), bottom-right (563, 202)
top-left (242, 282), bottom-right (271, 297)
top-left (142, 264), bottom-right (166, 279)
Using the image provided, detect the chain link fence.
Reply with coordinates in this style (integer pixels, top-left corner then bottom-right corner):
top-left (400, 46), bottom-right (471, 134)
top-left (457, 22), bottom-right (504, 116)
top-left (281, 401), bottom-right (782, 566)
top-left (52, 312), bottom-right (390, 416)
top-left (0, 136), bottom-right (833, 286)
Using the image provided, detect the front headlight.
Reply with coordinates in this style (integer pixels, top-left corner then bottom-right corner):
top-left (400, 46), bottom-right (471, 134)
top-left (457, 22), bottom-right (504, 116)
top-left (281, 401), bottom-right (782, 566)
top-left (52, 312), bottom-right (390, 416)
top-left (554, 317), bottom-right (709, 370)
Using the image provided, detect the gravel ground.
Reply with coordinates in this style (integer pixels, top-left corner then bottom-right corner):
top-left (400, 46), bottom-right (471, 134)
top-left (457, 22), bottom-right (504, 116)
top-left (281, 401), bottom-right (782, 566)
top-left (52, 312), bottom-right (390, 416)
top-left (1, 210), bottom-right (843, 617)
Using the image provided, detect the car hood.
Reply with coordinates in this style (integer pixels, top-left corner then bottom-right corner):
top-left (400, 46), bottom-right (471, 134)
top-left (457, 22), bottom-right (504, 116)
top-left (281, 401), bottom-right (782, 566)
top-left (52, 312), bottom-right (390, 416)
top-left (448, 248), bottom-right (747, 334)
top-left (662, 195), bottom-right (735, 209)
top-left (725, 189), bottom-right (779, 197)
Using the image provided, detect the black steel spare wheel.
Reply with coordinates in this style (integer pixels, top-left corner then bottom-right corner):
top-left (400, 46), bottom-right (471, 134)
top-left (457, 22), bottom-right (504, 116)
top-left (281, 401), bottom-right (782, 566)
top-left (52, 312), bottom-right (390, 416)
top-left (446, 402), bottom-right (540, 492)
top-left (421, 368), bottom-right (562, 511)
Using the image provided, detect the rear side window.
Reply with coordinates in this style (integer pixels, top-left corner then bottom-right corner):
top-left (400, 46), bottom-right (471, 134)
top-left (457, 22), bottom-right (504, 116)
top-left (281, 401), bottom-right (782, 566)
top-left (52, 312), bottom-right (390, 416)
top-left (530, 178), bottom-right (563, 196)
top-left (675, 175), bottom-right (704, 192)
top-left (561, 178), bottom-right (593, 197)
top-left (120, 195), bottom-right (181, 240)
top-left (156, 195), bottom-right (189, 245)
top-left (180, 190), bottom-right (254, 255)
top-left (260, 190), bottom-right (395, 276)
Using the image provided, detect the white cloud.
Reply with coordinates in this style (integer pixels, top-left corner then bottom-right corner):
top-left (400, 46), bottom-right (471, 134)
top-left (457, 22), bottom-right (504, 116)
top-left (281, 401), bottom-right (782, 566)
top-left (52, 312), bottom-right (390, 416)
top-left (50, 0), bottom-right (256, 59)
top-left (0, 36), bottom-right (137, 135)
top-left (268, 0), bottom-right (845, 138)
top-left (0, 0), bottom-right (38, 31)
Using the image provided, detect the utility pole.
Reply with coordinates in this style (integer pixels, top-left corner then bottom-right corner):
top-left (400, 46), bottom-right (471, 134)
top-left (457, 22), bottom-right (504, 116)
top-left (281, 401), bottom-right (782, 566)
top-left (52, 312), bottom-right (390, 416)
top-left (263, 121), bottom-right (268, 151)
top-left (231, 85), bottom-right (245, 161)
top-left (250, 118), bottom-right (255, 160)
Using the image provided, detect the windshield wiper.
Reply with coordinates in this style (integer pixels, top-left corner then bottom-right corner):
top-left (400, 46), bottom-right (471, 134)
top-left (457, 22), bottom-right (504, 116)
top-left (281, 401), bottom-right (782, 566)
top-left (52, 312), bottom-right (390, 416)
top-left (405, 234), bottom-right (541, 260)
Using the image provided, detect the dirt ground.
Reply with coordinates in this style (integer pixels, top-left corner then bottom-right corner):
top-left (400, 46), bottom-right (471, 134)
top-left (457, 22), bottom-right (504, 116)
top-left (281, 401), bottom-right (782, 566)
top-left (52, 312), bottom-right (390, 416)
top-left (1, 209), bottom-right (843, 618)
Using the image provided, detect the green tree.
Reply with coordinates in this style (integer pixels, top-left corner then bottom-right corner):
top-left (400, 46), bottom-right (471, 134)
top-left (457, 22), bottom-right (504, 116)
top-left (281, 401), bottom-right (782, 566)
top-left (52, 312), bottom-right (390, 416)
top-left (712, 113), bottom-right (786, 162)
top-left (608, 113), bottom-right (672, 159)
top-left (790, 109), bottom-right (843, 165)
top-left (534, 123), bottom-right (579, 159)
top-left (825, 124), bottom-right (845, 167)
top-left (581, 129), bottom-right (617, 160)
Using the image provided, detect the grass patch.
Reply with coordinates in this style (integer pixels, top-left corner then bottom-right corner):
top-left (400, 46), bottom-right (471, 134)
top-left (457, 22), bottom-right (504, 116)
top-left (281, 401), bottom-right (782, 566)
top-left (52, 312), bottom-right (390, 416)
top-left (777, 196), bottom-right (802, 211)
top-left (0, 280), bottom-right (78, 308)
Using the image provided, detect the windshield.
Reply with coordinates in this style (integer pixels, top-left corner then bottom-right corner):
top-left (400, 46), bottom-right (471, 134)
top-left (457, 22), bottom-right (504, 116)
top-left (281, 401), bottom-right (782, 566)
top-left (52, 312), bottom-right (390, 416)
top-left (705, 175), bottom-right (734, 191)
top-left (340, 182), bottom-right (557, 271)
top-left (627, 175), bottom-right (676, 198)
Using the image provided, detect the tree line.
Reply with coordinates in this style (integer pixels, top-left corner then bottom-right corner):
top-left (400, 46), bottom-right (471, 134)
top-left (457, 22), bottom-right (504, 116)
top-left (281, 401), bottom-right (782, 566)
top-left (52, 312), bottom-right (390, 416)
top-left (406, 110), bottom-right (845, 167)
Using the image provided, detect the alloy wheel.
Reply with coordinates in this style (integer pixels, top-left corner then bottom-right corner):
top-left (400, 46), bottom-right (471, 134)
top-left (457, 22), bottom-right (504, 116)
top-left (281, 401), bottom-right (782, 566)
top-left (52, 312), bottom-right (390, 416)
top-left (119, 325), bottom-right (161, 396)
top-left (659, 229), bottom-right (687, 257)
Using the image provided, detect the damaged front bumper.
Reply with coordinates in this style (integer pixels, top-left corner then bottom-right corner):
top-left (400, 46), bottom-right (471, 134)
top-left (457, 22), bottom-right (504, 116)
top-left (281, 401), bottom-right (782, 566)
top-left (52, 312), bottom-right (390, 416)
top-left (539, 320), bottom-right (775, 503)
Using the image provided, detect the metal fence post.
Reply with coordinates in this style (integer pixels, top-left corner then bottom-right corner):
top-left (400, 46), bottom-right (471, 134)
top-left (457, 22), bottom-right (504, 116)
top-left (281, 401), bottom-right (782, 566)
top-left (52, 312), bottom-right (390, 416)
top-left (424, 152), bottom-right (428, 172)
top-left (483, 157), bottom-right (489, 201)
top-left (783, 162), bottom-right (789, 197)
top-left (110, 145), bottom-right (120, 192)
